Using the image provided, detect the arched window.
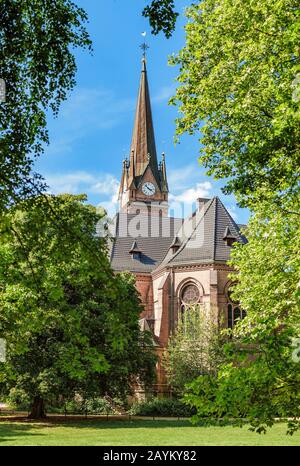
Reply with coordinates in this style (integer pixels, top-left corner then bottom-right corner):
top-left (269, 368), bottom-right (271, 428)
top-left (180, 282), bottom-right (201, 327)
top-left (227, 286), bottom-right (246, 329)
top-left (181, 283), bottom-right (200, 305)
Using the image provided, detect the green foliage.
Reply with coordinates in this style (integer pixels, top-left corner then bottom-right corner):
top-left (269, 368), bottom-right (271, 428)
top-left (6, 387), bottom-right (30, 410)
top-left (171, 0), bottom-right (300, 207)
top-left (170, 0), bottom-right (300, 436)
top-left (0, 0), bottom-right (180, 211)
top-left (163, 305), bottom-right (226, 395)
top-left (129, 397), bottom-right (194, 417)
top-left (0, 194), bottom-right (156, 416)
top-left (143, 1), bottom-right (179, 38)
top-left (0, 1), bottom-right (92, 210)
top-left (64, 397), bottom-right (123, 415)
top-left (184, 197), bottom-right (300, 435)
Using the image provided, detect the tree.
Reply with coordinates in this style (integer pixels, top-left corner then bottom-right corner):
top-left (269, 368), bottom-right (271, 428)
top-left (0, 0), bottom-right (180, 212)
top-left (0, 195), bottom-right (156, 418)
top-left (0, 1), bottom-right (92, 211)
top-left (142, 0), bottom-right (179, 38)
top-left (170, 0), bottom-right (300, 433)
top-left (171, 0), bottom-right (300, 208)
top-left (163, 305), bottom-right (226, 395)
top-left (184, 196), bottom-right (300, 434)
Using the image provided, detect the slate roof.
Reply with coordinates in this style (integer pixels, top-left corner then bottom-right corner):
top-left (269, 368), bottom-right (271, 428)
top-left (109, 213), bottom-right (183, 273)
top-left (162, 197), bottom-right (247, 267)
top-left (109, 197), bottom-right (246, 273)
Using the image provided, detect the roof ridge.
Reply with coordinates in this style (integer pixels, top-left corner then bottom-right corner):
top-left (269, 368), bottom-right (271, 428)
top-left (212, 197), bottom-right (218, 261)
top-left (214, 197), bottom-right (244, 240)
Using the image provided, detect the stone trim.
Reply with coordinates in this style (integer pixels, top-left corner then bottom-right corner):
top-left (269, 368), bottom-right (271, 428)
top-left (152, 262), bottom-right (234, 279)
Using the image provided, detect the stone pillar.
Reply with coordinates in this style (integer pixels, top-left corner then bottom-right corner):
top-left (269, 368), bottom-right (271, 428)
top-left (209, 269), bottom-right (219, 324)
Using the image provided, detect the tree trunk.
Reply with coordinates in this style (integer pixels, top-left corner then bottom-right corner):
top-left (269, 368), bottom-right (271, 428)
top-left (28, 396), bottom-right (46, 419)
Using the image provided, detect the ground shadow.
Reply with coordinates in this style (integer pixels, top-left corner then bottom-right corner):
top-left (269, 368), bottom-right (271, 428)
top-left (0, 423), bottom-right (49, 443)
top-left (0, 416), bottom-right (247, 431)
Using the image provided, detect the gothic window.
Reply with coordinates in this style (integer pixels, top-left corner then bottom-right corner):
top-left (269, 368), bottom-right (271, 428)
top-left (181, 283), bottom-right (200, 305)
top-left (227, 286), bottom-right (246, 329)
top-left (180, 282), bottom-right (201, 326)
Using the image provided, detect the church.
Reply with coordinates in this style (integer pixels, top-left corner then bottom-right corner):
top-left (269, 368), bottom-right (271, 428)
top-left (109, 56), bottom-right (246, 393)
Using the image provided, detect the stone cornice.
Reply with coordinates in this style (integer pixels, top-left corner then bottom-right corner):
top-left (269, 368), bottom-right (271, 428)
top-left (152, 262), bottom-right (234, 280)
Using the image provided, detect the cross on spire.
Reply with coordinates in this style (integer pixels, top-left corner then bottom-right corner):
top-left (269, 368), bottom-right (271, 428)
top-left (140, 42), bottom-right (149, 59)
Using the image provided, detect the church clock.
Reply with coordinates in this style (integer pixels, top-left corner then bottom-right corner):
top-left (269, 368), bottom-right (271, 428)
top-left (142, 182), bottom-right (156, 196)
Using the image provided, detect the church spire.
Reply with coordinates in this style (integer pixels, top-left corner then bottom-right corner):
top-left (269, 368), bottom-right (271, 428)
top-left (119, 52), bottom-right (169, 216)
top-left (128, 57), bottom-right (160, 186)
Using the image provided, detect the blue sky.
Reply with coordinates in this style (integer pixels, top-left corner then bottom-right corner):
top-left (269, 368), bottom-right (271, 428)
top-left (35, 0), bottom-right (249, 224)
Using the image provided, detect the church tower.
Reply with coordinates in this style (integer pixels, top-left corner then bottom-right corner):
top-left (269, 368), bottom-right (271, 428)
top-left (118, 57), bottom-right (169, 216)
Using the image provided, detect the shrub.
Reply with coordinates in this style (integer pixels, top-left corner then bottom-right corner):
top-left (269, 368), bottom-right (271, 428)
top-left (7, 388), bottom-right (30, 410)
top-left (64, 397), bottom-right (125, 415)
top-left (129, 397), bottom-right (194, 417)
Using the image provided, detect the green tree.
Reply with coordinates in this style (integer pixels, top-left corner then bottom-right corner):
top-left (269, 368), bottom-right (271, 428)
top-left (0, 0), bottom-right (180, 211)
top-left (171, 0), bottom-right (300, 207)
top-left (0, 1), bottom-right (92, 210)
top-left (184, 196), bottom-right (300, 434)
top-left (170, 0), bottom-right (300, 433)
top-left (0, 195), bottom-right (155, 418)
top-left (142, 0), bottom-right (179, 38)
top-left (163, 305), bottom-right (226, 396)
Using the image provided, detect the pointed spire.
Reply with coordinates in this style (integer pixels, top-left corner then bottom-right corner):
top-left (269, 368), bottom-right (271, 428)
top-left (160, 152), bottom-right (169, 193)
top-left (118, 158), bottom-right (128, 199)
top-left (129, 58), bottom-right (160, 186)
top-left (128, 149), bottom-right (135, 183)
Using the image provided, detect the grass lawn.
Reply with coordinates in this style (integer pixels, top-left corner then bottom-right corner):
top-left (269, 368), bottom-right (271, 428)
top-left (0, 419), bottom-right (299, 446)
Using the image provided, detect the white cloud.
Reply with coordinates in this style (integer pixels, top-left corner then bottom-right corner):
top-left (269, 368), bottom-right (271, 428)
top-left (45, 171), bottom-right (119, 198)
top-left (169, 181), bottom-right (212, 203)
top-left (168, 164), bottom-right (198, 191)
top-left (168, 181), bottom-right (213, 218)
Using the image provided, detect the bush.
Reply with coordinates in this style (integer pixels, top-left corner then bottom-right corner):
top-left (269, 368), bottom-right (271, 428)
top-left (7, 388), bottom-right (30, 410)
top-left (64, 397), bottom-right (125, 415)
top-left (129, 398), bottom-right (195, 417)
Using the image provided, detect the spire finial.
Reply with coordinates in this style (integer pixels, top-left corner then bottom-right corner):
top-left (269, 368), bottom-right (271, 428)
top-left (140, 32), bottom-right (149, 63)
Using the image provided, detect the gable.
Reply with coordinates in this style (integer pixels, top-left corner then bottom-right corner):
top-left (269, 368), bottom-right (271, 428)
top-left (136, 164), bottom-right (161, 193)
top-left (165, 197), bottom-right (247, 266)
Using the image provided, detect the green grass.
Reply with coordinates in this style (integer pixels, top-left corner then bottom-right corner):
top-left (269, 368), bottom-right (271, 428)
top-left (0, 419), bottom-right (299, 446)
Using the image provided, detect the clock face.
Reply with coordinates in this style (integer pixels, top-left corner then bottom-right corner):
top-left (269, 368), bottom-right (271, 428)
top-left (142, 182), bottom-right (156, 196)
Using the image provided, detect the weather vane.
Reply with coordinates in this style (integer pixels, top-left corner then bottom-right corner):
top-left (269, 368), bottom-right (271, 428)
top-left (140, 31), bottom-right (149, 59)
